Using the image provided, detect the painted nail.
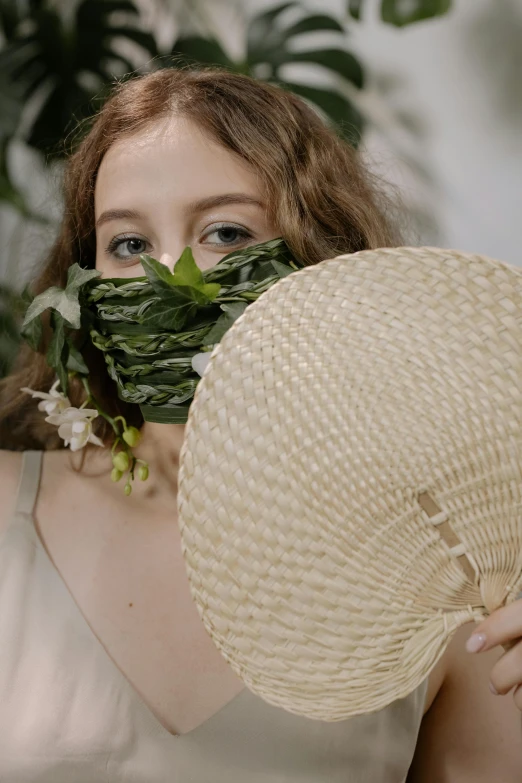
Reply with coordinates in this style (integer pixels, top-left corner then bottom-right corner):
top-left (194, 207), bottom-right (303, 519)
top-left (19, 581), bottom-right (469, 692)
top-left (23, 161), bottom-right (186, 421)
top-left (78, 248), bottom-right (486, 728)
top-left (489, 682), bottom-right (499, 696)
top-left (466, 633), bottom-right (487, 653)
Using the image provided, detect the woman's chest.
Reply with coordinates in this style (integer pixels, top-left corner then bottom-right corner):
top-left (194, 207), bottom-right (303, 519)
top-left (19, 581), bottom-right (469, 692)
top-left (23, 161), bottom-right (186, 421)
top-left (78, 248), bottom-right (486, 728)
top-left (34, 497), bottom-right (245, 736)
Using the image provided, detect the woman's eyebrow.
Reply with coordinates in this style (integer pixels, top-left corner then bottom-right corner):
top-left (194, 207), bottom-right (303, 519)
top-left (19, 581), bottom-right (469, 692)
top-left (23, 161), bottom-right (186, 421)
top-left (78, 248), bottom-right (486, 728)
top-left (96, 208), bottom-right (141, 228)
top-left (95, 195), bottom-right (263, 229)
top-left (185, 193), bottom-right (264, 213)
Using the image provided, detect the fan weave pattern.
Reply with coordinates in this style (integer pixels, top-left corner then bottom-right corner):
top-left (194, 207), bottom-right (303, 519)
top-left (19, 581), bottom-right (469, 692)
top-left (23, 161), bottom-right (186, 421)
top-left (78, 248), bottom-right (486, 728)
top-left (178, 246), bottom-right (522, 720)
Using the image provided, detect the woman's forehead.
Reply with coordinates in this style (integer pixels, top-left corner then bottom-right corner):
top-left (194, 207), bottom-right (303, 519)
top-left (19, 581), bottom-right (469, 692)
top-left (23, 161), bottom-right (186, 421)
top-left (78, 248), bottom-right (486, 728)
top-left (95, 115), bottom-right (262, 214)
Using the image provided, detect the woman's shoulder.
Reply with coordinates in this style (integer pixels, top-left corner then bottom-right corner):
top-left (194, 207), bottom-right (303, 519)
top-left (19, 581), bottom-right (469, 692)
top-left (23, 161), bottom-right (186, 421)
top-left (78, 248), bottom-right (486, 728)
top-left (0, 450), bottom-right (24, 536)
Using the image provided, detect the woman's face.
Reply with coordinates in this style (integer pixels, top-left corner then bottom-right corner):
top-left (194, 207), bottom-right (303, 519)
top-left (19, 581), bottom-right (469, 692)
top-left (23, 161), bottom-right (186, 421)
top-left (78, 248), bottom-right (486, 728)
top-left (95, 115), bottom-right (279, 277)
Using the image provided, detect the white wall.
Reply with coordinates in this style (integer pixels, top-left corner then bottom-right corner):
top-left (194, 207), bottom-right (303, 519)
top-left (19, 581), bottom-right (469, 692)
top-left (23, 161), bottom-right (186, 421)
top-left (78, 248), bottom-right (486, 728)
top-left (355, 0), bottom-right (522, 266)
top-left (308, 0), bottom-right (522, 266)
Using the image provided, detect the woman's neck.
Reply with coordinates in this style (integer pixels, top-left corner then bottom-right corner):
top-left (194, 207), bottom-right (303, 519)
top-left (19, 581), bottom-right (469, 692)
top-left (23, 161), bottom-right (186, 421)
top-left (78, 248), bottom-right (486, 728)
top-left (131, 421), bottom-right (186, 492)
top-left (135, 421), bottom-right (186, 465)
top-left (79, 421), bottom-right (186, 504)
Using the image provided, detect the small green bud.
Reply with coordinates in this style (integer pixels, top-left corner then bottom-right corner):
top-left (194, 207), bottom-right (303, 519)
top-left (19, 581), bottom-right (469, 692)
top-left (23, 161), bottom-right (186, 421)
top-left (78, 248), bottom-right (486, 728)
top-left (124, 482), bottom-right (132, 496)
top-left (137, 464), bottom-right (149, 481)
top-left (112, 451), bottom-right (130, 472)
top-left (111, 467), bottom-right (123, 482)
top-left (122, 426), bottom-right (141, 447)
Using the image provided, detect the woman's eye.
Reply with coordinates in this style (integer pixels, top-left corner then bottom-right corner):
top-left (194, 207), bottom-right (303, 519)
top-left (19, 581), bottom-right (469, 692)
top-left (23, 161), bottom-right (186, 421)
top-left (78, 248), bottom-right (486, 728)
top-left (106, 236), bottom-right (150, 260)
top-left (202, 224), bottom-right (253, 247)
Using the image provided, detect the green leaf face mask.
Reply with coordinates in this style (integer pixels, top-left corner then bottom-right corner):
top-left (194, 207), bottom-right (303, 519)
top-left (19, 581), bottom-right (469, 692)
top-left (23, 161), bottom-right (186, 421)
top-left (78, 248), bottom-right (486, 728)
top-left (84, 237), bottom-right (302, 424)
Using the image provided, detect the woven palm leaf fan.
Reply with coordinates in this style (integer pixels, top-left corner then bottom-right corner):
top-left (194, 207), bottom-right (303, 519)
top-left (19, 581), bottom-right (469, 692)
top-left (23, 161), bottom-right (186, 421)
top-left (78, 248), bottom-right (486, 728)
top-left (177, 246), bottom-right (522, 721)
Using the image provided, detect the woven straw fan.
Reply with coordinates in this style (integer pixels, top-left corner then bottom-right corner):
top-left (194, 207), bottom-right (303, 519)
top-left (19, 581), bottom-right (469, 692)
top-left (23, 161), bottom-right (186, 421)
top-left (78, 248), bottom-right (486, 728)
top-left (177, 246), bottom-right (522, 721)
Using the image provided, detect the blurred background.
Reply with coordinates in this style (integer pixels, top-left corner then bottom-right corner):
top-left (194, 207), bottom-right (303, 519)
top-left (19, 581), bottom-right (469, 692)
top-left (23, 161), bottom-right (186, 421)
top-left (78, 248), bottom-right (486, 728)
top-left (1, 0), bottom-right (521, 376)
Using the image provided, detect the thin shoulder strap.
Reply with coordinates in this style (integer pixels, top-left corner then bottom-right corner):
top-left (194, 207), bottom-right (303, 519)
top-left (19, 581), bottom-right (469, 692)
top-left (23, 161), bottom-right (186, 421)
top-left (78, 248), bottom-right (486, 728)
top-left (13, 450), bottom-right (44, 517)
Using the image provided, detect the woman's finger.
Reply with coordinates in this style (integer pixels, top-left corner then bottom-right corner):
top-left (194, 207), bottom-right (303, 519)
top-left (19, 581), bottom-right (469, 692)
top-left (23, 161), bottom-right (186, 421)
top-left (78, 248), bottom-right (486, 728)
top-left (489, 641), bottom-right (522, 696)
top-left (466, 598), bottom-right (522, 654)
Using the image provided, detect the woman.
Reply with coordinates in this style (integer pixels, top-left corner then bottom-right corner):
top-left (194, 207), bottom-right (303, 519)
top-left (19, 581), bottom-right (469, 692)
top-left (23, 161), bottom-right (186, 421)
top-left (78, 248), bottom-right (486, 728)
top-left (0, 68), bottom-right (520, 782)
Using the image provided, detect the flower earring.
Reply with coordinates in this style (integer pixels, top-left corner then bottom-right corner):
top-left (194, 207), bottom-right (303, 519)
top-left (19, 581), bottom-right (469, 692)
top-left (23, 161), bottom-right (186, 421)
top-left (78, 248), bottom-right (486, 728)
top-left (21, 378), bottom-right (148, 495)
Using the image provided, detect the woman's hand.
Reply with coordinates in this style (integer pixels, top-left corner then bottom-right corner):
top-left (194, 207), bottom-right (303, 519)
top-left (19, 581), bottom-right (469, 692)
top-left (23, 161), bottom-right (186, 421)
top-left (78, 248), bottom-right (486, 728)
top-left (466, 597), bottom-right (522, 710)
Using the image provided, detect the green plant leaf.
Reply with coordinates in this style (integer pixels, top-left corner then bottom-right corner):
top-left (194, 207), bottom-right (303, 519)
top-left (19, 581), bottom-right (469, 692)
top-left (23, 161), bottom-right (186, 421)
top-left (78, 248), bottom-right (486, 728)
top-left (140, 295), bottom-right (200, 331)
top-left (20, 310), bottom-right (43, 351)
top-left (140, 251), bottom-right (219, 330)
top-left (66, 264), bottom-right (101, 292)
top-left (23, 287), bottom-right (67, 326)
top-left (43, 289), bottom-right (80, 327)
top-left (348, 0), bottom-right (364, 20)
top-left (55, 360), bottom-right (69, 394)
top-left (0, 0), bottom-right (22, 41)
top-left (282, 48), bottom-right (364, 89)
top-left (171, 247), bottom-right (209, 288)
top-left (3, 0), bottom-right (156, 158)
top-left (202, 301), bottom-right (248, 345)
top-left (171, 36), bottom-right (234, 68)
top-left (381, 0), bottom-right (451, 27)
top-left (281, 81), bottom-right (364, 146)
top-left (247, 1), bottom-right (294, 63)
top-left (141, 250), bottom-right (220, 302)
top-left (0, 166), bottom-right (32, 215)
top-left (45, 311), bottom-right (70, 393)
top-left (22, 264), bottom-right (99, 330)
top-left (140, 253), bottom-right (177, 289)
top-left (67, 343), bottom-right (89, 374)
top-left (284, 14), bottom-right (344, 36)
top-left (106, 26), bottom-right (156, 54)
top-left (271, 260), bottom-right (294, 278)
top-left (47, 312), bottom-right (65, 369)
top-left (91, 0), bottom-right (140, 14)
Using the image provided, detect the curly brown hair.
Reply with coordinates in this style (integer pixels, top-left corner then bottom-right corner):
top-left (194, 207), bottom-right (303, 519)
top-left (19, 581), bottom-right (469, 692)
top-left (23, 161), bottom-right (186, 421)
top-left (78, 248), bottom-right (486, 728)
top-left (0, 67), bottom-right (404, 451)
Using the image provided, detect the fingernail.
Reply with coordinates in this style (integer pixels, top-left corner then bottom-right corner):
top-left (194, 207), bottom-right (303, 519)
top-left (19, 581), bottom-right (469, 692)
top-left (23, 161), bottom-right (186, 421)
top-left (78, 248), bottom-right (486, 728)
top-left (466, 633), bottom-right (487, 653)
top-left (489, 682), bottom-right (499, 696)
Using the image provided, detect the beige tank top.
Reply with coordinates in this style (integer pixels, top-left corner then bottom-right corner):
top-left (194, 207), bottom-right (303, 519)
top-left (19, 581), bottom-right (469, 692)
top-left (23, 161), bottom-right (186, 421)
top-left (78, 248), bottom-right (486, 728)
top-left (0, 450), bottom-right (427, 782)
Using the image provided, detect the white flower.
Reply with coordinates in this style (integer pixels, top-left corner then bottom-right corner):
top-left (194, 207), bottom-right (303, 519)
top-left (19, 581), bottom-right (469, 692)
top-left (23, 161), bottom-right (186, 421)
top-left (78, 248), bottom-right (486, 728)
top-left (21, 378), bottom-right (71, 416)
top-left (191, 352), bottom-right (211, 377)
top-left (45, 407), bottom-right (104, 451)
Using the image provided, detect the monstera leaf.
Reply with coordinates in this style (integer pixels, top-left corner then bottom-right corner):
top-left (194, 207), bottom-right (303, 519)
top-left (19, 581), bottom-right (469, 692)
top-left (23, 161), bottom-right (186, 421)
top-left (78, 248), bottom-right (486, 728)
top-left (349, 0), bottom-right (451, 26)
top-left (0, 0), bottom-right (157, 156)
top-left (170, 2), bottom-right (365, 145)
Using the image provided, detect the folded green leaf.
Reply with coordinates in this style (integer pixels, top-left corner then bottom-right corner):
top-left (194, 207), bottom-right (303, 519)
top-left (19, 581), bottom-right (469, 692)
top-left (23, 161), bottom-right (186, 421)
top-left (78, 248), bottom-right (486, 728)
top-left (67, 343), bottom-right (89, 374)
top-left (140, 293), bottom-right (205, 331)
top-left (271, 259), bottom-right (295, 278)
top-left (85, 238), bottom-right (304, 423)
top-left (202, 301), bottom-right (248, 345)
top-left (140, 251), bottom-right (221, 330)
